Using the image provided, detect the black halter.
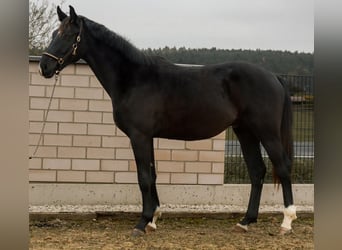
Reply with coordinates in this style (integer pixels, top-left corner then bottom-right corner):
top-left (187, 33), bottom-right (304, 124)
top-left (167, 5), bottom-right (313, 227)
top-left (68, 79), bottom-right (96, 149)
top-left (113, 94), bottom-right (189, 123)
top-left (42, 20), bottom-right (83, 68)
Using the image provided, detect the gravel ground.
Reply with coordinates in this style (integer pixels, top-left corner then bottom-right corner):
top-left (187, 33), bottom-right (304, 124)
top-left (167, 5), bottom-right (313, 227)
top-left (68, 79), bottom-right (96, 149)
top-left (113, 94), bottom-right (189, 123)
top-left (30, 211), bottom-right (314, 249)
top-left (30, 204), bottom-right (314, 249)
top-left (29, 204), bottom-right (314, 214)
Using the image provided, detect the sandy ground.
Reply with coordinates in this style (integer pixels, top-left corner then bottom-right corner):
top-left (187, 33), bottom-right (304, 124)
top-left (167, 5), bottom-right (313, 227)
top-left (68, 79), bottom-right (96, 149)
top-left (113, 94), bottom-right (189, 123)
top-left (29, 209), bottom-right (313, 249)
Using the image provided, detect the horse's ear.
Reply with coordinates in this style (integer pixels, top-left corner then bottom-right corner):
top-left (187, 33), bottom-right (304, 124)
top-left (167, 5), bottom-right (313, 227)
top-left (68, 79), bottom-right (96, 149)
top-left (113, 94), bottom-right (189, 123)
top-left (69, 5), bottom-right (78, 23)
top-left (57, 6), bottom-right (67, 22)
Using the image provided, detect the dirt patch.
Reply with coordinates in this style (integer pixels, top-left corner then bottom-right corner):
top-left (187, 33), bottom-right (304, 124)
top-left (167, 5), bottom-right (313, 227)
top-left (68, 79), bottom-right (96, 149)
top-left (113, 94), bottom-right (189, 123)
top-left (29, 213), bottom-right (313, 249)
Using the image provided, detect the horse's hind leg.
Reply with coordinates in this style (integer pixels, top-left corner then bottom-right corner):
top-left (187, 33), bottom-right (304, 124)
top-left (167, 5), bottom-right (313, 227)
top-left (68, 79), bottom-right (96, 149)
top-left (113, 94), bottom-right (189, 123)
top-left (261, 135), bottom-right (297, 234)
top-left (233, 126), bottom-right (266, 232)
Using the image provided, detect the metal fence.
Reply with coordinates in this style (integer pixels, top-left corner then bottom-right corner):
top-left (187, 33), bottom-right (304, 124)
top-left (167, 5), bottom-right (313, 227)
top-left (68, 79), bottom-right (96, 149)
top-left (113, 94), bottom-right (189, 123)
top-left (224, 75), bottom-right (314, 184)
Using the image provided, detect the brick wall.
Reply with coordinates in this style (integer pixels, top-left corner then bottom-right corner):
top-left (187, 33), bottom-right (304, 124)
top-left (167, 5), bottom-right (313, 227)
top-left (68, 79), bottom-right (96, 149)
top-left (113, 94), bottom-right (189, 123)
top-left (29, 58), bottom-right (226, 185)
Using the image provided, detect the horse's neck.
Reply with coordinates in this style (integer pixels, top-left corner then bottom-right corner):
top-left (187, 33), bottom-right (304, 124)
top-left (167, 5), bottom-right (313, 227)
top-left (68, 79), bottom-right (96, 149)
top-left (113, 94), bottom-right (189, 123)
top-left (82, 39), bottom-right (126, 100)
top-left (81, 30), bottom-right (154, 106)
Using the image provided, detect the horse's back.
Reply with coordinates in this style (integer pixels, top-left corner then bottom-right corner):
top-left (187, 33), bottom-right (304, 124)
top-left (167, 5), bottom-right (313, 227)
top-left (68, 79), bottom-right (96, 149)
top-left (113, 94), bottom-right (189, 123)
top-left (120, 60), bottom-right (285, 140)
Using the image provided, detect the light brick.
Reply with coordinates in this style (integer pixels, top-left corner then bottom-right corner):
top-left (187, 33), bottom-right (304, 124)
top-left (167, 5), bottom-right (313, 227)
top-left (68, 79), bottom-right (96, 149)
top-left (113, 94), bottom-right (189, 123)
top-left (75, 88), bottom-right (103, 99)
top-left (186, 140), bottom-right (212, 150)
top-left (88, 124), bottom-right (115, 136)
top-left (29, 146), bottom-right (57, 158)
top-left (29, 158), bottom-right (42, 169)
top-left (29, 85), bottom-right (45, 97)
top-left (157, 161), bottom-right (184, 172)
top-left (129, 160), bottom-right (137, 171)
top-left (154, 150), bottom-right (171, 160)
top-left (29, 62), bottom-right (39, 73)
top-left (198, 174), bottom-right (223, 185)
top-left (102, 113), bottom-right (114, 124)
top-left (213, 139), bottom-right (225, 151)
top-left (31, 73), bottom-right (59, 86)
top-left (30, 97), bottom-right (59, 110)
top-left (29, 134), bottom-right (40, 146)
top-left (61, 75), bottom-right (89, 87)
top-left (89, 100), bottom-right (112, 112)
top-left (156, 173), bottom-right (170, 184)
top-left (46, 110), bottom-right (73, 122)
top-left (57, 170), bottom-right (85, 182)
top-left (212, 163), bottom-right (225, 173)
top-left (102, 136), bottom-right (130, 148)
top-left (153, 138), bottom-right (158, 148)
top-left (72, 159), bottom-right (100, 170)
top-left (60, 99), bottom-right (88, 111)
top-left (59, 64), bottom-right (75, 74)
top-left (59, 123), bottom-right (87, 135)
top-left (90, 76), bottom-right (102, 88)
top-left (87, 148), bottom-right (115, 159)
top-left (171, 173), bottom-right (197, 184)
top-left (44, 135), bottom-right (72, 146)
top-left (115, 172), bottom-right (137, 183)
top-left (158, 139), bottom-right (185, 149)
top-left (29, 170), bottom-right (56, 182)
top-left (30, 122), bottom-right (58, 134)
top-left (29, 110), bottom-right (44, 121)
top-left (103, 91), bottom-right (111, 100)
top-left (116, 148), bottom-right (134, 160)
top-left (73, 135), bottom-right (101, 147)
top-left (101, 160), bottom-right (128, 171)
top-left (199, 151), bottom-right (224, 162)
top-left (58, 147), bottom-right (86, 158)
top-left (76, 64), bottom-right (93, 75)
top-left (116, 128), bottom-right (127, 136)
top-left (43, 159), bottom-right (71, 170)
top-left (74, 111), bottom-right (102, 123)
top-left (86, 171), bottom-right (114, 183)
top-left (185, 162), bottom-right (212, 173)
top-left (172, 150), bottom-right (198, 161)
top-left (46, 86), bottom-right (74, 98)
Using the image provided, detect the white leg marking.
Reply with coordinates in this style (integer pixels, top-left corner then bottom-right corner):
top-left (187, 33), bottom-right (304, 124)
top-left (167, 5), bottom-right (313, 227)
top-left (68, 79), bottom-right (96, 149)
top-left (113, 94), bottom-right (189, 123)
top-left (281, 205), bottom-right (297, 230)
top-left (38, 63), bottom-right (42, 76)
top-left (236, 223), bottom-right (248, 232)
top-left (146, 207), bottom-right (162, 230)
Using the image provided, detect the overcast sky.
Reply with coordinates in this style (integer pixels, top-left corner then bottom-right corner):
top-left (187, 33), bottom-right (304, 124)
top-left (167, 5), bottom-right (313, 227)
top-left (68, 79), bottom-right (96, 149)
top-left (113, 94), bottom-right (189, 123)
top-left (48, 0), bottom-right (314, 52)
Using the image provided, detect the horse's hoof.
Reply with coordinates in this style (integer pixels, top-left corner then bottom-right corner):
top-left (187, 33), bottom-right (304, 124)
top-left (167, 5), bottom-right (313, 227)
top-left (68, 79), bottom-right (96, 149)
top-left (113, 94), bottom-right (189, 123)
top-left (131, 228), bottom-right (145, 237)
top-left (232, 223), bottom-right (248, 233)
top-left (279, 227), bottom-right (293, 235)
top-left (145, 222), bottom-right (157, 233)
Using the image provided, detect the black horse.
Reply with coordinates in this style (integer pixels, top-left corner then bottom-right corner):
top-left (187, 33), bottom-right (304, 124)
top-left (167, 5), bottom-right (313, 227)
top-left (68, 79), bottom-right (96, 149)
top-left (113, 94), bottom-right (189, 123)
top-left (39, 6), bottom-right (297, 236)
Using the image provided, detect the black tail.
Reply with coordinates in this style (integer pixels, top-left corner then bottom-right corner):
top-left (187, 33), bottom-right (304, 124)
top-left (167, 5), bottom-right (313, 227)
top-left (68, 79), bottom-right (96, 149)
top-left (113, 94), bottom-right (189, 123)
top-left (274, 76), bottom-right (294, 184)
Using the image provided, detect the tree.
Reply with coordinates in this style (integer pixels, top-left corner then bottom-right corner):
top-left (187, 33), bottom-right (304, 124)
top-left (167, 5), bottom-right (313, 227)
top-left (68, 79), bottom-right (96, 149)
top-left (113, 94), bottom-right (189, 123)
top-left (29, 0), bottom-right (65, 55)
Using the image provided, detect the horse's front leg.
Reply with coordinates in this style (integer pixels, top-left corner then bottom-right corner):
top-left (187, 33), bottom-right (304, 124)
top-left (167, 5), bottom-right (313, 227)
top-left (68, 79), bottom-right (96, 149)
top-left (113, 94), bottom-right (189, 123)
top-left (130, 133), bottom-right (159, 236)
top-left (145, 139), bottom-right (162, 232)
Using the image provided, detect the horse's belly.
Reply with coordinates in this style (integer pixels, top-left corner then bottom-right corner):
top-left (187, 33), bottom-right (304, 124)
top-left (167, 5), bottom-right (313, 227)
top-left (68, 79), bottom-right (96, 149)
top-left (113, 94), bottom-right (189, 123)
top-left (156, 109), bottom-right (236, 140)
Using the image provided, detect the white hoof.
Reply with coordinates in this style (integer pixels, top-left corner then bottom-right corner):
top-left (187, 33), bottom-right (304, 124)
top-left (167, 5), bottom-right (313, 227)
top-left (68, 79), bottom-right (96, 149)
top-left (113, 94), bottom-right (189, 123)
top-left (145, 207), bottom-right (162, 232)
top-left (152, 207), bottom-right (162, 224)
top-left (281, 205), bottom-right (297, 231)
top-left (233, 223), bottom-right (248, 232)
top-left (146, 222), bottom-right (157, 231)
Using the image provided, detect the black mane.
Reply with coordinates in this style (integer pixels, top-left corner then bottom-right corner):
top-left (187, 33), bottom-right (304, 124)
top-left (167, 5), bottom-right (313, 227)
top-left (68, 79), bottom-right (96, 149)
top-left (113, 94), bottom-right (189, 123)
top-left (81, 16), bottom-right (154, 65)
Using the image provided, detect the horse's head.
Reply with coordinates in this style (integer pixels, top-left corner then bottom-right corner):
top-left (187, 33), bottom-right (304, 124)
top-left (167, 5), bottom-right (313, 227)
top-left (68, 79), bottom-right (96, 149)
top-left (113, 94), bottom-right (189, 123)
top-left (39, 6), bottom-right (83, 78)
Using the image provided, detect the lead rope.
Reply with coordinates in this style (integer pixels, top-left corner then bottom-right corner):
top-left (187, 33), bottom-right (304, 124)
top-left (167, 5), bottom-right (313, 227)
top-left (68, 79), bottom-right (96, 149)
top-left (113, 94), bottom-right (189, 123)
top-left (29, 71), bottom-right (60, 159)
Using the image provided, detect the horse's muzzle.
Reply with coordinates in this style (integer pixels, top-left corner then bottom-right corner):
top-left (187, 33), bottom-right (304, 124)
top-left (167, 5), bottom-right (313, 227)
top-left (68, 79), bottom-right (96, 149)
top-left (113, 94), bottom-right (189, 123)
top-left (38, 62), bottom-right (56, 79)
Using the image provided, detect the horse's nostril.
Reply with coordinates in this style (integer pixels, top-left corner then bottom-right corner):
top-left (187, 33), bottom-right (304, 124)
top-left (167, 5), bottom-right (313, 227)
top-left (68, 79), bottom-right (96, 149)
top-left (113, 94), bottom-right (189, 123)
top-left (38, 62), bottom-right (45, 76)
